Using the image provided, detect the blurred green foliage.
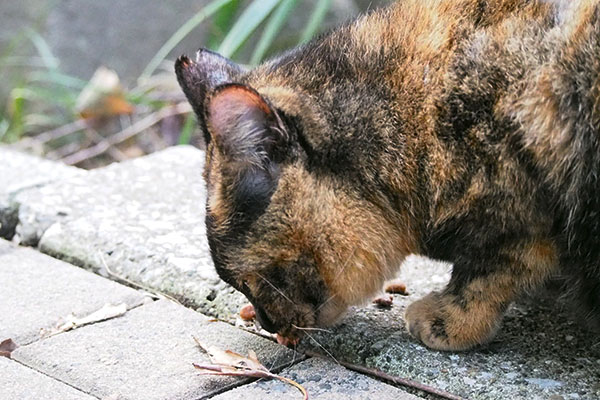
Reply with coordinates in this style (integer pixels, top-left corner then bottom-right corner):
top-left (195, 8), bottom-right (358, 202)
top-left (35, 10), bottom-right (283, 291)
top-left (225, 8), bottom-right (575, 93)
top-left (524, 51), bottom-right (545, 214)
top-left (0, 0), bottom-right (337, 146)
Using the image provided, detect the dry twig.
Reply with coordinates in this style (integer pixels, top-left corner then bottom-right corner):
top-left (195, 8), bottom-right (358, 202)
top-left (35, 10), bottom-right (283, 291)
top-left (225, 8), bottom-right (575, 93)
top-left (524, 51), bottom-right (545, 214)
top-left (305, 350), bottom-right (466, 400)
top-left (62, 102), bottom-right (192, 165)
top-left (31, 119), bottom-right (89, 144)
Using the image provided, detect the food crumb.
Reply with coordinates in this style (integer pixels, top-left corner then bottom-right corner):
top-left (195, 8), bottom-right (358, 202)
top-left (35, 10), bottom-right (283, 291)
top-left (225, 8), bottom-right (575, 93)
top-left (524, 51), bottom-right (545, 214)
top-left (385, 281), bottom-right (409, 295)
top-left (239, 304), bottom-right (256, 321)
top-left (373, 295), bottom-right (394, 308)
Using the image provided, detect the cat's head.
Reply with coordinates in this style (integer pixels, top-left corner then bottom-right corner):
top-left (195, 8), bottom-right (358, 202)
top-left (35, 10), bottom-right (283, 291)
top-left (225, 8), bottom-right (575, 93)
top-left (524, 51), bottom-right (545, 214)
top-left (176, 49), bottom-right (407, 341)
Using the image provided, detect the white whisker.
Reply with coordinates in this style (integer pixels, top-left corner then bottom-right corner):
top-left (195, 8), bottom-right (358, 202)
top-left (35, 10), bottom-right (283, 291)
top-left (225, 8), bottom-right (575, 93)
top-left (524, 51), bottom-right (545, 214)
top-left (335, 247), bottom-right (358, 279)
top-left (292, 324), bottom-right (333, 333)
top-left (303, 330), bottom-right (340, 365)
top-left (267, 344), bottom-right (284, 371)
top-left (312, 247), bottom-right (357, 315)
top-left (314, 293), bottom-right (337, 313)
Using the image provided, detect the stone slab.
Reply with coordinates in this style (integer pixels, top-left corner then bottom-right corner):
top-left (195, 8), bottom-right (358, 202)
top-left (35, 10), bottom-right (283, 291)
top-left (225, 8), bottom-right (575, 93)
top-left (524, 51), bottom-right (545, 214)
top-left (0, 357), bottom-right (95, 400)
top-left (13, 299), bottom-right (297, 400)
top-left (0, 147), bottom-right (83, 239)
top-left (296, 255), bottom-right (600, 400)
top-left (211, 357), bottom-right (421, 400)
top-left (0, 238), bottom-right (147, 345)
top-left (14, 146), bottom-right (246, 321)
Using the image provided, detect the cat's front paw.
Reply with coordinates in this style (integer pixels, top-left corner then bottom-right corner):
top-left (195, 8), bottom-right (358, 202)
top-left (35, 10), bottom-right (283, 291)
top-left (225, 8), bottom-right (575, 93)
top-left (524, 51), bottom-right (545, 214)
top-left (405, 292), bottom-right (456, 350)
top-left (404, 292), bottom-right (497, 351)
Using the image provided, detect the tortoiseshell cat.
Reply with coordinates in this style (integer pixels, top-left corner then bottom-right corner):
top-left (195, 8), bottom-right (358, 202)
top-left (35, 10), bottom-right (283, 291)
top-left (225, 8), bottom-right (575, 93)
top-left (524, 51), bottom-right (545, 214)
top-left (176, 0), bottom-right (600, 351)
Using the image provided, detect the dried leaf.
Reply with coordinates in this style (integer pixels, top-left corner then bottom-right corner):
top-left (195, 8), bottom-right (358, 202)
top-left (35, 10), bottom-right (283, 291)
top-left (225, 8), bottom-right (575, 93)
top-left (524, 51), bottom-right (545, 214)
top-left (0, 338), bottom-right (18, 358)
top-left (76, 67), bottom-right (133, 119)
top-left (193, 336), bottom-right (269, 373)
top-left (192, 337), bottom-right (308, 400)
top-left (42, 303), bottom-right (128, 337)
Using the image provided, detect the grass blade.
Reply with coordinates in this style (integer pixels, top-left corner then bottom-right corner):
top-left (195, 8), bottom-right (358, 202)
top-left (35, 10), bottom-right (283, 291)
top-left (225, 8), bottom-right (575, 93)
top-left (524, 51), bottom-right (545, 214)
top-left (217, 0), bottom-right (281, 58)
top-left (250, 0), bottom-right (298, 65)
top-left (139, 0), bottom-right (235, 81)
top-left (4, 87), bottom-right (26, 142)
top-left (300, 0), bottom-right (333, 44)
top-left (26, 29), bottom-right (60, 70)
top-left (29, 70), bottom-right (88, 90)
top-left (207, 0), bottom-right (242, 49)
top-left (0, 119), bottom-right (9, 142)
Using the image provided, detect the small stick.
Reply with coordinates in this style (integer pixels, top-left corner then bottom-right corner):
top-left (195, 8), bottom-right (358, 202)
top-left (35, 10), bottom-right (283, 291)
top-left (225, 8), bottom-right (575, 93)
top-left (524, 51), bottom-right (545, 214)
top-left (34, 119), bottom-right (89, 144)
top-left (62, 102), bottom-right (192, 165)
top-left (84, 128), bottom-right (128, 161)
top-left (304, 350), bottom-right (466, 400)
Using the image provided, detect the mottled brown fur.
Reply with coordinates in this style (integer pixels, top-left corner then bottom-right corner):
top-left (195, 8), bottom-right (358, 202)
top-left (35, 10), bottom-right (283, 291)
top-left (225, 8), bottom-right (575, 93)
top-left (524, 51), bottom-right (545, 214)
top-left (176, 0), bottom-right (600, 350)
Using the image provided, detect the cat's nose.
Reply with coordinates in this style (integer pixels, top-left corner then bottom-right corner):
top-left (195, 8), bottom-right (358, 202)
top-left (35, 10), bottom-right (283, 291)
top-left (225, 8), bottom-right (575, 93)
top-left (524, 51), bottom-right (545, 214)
top-left (254, 304), bottom-right (278, 333)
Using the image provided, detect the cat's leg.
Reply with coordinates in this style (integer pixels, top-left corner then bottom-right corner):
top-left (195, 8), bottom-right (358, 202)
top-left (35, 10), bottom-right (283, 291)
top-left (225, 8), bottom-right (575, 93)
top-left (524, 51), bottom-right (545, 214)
top-left (405, 239), bottom-right (559, 351)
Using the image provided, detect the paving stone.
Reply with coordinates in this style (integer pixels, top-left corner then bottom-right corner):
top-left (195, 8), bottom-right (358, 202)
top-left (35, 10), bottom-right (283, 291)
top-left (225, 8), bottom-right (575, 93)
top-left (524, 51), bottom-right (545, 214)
top-left (211, 357), bottom-right (421, 400)
top-left (0, 238), bottom-right (147, 345)
top-left (13, 299), bottom-right (297, 400)
top-left (0, 357), bottom-right (95, 400)
top-left (296, 255), bottom-right (600, 400)
top-left (0, 147), bottom-right (83, 239)
top-left (8, 145), bottom-right (599, 399)
top-left (13, 146), bottom-right (246, 321)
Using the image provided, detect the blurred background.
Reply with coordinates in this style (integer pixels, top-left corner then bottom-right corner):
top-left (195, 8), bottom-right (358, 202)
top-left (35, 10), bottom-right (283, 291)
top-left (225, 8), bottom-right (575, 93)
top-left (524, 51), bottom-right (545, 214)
top-left (0, 0), bottom-right (388, 169)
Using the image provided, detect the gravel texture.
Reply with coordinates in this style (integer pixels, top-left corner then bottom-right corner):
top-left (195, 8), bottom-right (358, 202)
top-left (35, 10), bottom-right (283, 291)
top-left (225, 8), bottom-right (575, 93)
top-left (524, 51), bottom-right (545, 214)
top-left (297, 256), bottom-right (600, 400)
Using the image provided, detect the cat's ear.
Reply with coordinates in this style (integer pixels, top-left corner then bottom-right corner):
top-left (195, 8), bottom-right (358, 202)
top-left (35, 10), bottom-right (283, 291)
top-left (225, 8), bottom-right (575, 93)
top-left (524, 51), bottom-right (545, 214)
top-left (206, 83), bottom-right (288, 168)
top-left (175, 49), bottom-right (244, 143)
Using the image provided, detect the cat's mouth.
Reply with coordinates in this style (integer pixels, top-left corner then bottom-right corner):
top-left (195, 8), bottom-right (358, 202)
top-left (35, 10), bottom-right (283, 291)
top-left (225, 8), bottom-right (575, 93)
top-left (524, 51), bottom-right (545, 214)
top-left (251, 303), bottom-right (306, 346)
top-left (276, 333), bottom-right (301, 347)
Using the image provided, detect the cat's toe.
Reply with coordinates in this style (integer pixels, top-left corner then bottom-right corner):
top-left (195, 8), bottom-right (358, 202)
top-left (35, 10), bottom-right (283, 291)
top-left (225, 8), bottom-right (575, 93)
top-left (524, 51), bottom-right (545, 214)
top-left (405, 293), bottom-right (455, 350)
top-left (405, 291), bottom-right (501, 351)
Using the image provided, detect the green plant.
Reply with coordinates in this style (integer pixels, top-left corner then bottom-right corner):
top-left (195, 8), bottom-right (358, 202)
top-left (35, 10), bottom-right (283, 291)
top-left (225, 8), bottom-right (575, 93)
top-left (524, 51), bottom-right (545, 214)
top-left (140, 0), bottom-right (335, 81)
top-left (1, 30), bottom-right (84, 143)
top-left (1, 0), bottom-right (339, 163)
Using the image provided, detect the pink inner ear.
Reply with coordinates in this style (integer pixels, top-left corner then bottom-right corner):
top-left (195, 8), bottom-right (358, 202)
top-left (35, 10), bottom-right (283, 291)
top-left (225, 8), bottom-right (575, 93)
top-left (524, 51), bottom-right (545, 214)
top-left (207, 85), bottom-right (272, 137)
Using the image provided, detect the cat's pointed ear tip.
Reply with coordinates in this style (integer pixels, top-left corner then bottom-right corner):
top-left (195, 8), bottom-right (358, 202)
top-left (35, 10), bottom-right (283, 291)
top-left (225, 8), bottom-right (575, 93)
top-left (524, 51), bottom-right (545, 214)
top-left (175, 55), bottom-right (194, 70)
top-left (195, 47), bottom-right (216, 62)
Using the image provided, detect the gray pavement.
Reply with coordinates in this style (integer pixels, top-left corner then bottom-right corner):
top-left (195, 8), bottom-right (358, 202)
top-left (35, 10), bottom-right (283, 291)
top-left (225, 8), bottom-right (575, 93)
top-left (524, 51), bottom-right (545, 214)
top-left (0, 241), bottom-right (146, 345)
top-left (0, 357), bottom-right (94, 400)
top-left (1, 145), bottom-right (599, 400)
top-left (0, 148), bottom-right (82, 239)
top-left (12, 146), bottom-right (247, 320)
top-left (13, 300), bottom-right (297, 400)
